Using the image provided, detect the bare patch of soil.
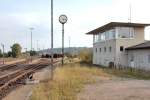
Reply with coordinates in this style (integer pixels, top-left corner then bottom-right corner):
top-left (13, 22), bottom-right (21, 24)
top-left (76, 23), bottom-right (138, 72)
top-left (78, 77), bottom-right (150, 100)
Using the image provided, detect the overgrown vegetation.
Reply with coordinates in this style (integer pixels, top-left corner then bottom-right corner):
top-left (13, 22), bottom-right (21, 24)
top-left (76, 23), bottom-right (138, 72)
top-left (103, 68), bottom-right (150, 80)
top-left (78, 48), bottom-right (92, 63)
top-left (31, 64), bottom-right (109, 100)
top-left (30, 50), bottom-right (37, 56)
top-left (31, 62), bottom-right (150, 100)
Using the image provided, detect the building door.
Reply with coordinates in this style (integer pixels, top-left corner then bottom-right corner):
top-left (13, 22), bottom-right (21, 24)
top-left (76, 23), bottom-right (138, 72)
top-left (130, 55), bottom-right (134, 68)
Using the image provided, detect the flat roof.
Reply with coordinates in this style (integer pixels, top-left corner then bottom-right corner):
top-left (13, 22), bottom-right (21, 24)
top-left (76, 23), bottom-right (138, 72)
top-left (86, 22), bottom-right (150, 35)
top-left (126, 41), bottom-right (150, 50)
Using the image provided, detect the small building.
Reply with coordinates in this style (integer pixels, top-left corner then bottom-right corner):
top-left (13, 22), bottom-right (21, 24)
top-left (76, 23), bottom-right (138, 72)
top-left (86, 22), bottom-right (150, 69)
top-left (126, 41), bottom-right (150, 70)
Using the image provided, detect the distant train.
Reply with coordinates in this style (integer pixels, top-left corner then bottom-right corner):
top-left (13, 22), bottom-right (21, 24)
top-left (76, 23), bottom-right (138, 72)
top-left (41, 53), bottom-right (63, 58)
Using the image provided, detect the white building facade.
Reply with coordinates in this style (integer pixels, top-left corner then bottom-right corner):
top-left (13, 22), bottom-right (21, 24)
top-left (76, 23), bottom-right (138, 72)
top-left (87, 22), bottom-right (150, 68)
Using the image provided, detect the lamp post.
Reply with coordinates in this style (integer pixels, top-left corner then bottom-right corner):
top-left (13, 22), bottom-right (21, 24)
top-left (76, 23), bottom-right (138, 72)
top-left (59, 15), bottom-right (68, 66)
top-left (30, 27), bottom-right (34, 62)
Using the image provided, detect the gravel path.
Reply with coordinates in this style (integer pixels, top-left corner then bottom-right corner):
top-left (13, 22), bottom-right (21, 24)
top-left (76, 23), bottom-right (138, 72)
top-left (78, 77), bottom-right (150, 100)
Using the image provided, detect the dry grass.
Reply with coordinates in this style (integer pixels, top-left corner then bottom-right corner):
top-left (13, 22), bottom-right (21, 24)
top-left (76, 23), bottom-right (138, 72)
top-left (31, 64), bottom-right (109, 100)
top-left (103, 68), bottom-right (150, 80)
top-left (31, 63), bottom-right (150, 100)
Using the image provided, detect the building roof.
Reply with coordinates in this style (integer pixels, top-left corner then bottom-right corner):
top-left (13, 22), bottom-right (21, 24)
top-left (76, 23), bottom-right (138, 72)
top-left (86, 22), bottom-right (150, 35)
top-left (126, 41), bottom-right (150, 50)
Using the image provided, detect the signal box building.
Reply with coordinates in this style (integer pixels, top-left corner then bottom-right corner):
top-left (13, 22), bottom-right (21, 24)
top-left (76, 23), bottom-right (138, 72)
top-left (87, 22), bottom-right (150, 70)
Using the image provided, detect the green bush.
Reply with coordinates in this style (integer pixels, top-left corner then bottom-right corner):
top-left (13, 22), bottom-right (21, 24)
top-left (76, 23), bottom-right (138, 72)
top-left (78, 49), bottom-right (92, 63)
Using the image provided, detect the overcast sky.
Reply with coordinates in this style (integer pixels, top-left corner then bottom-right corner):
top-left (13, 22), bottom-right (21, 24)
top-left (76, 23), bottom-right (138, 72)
top-left (0, 0), bottom-right (150, 51)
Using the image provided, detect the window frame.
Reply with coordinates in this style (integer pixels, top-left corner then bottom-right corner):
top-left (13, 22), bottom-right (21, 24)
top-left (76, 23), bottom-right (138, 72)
top-left (99, 48), bottom-right (101, 53)
top-left (120, 46), bottom-right (124, 52)
top-left (104, 47), bottom-right (106, 52)
top-left (109, 46), bottom-right (112, 52)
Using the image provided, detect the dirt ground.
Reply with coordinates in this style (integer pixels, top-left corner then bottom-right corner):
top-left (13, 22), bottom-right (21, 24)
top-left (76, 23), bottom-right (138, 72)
top-left (3, 67), bottom-right (51, 100)
top-left (78, 77), bottom-right (150, 100)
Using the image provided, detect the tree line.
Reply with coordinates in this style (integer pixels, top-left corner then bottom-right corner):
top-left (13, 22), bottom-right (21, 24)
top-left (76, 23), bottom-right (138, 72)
top-left (0, 43), bottom-right (37, 58)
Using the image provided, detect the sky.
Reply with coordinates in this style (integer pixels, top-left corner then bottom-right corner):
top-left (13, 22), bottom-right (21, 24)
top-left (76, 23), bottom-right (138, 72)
top-left (0, 0), bottom-right (150, 52)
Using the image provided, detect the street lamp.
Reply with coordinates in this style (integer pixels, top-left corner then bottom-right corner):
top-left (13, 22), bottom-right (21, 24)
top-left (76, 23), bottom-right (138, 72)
top-left (30, 27), bottom-right (34, 62)
top-left (59, 15), bottom-right (68, 66)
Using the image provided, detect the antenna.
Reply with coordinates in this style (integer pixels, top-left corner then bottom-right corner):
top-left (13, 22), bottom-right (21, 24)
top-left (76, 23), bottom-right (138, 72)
top-left (128, 4), bottom-right (132, 23)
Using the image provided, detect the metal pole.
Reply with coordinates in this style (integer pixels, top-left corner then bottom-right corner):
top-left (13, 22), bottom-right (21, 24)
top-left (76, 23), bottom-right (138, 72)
top-left (1, 44), bottom-right (4, 64)
top-left (31, 29), bottom-right (32, 62)
top-left (37, 40), bottom-right (39, 51)
top-left (24, 48), bottom-right (27, 59)
top-left (62, 24), bottom-right (64, 66)
top-left (30, 28), bottom-right (34, 62)
top-left (69, 36), bottom-right (70, 48)
top-left (51, 0), bottom-right (54, 80)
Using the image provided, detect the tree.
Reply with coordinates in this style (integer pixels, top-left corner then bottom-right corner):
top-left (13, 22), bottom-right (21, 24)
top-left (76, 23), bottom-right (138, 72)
top-left (7, 51), bottom-right (12, 57)
top-left (30, 50), bottom-right (37, 56)
top-left (11, 43), bottom-right (22, 58)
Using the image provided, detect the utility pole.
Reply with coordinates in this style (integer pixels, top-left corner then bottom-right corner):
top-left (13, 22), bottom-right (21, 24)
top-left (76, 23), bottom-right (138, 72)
top-left (1, 44), bottom-right (4, 65)
top-left (30, 27), bottom-right (34, 62)
top-left (51, 0), bottom-right (54, 80)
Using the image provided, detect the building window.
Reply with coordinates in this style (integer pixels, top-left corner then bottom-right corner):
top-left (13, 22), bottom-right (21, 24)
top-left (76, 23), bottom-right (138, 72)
top-left (120, 46), bottom-right (124, 51)
top-left (109, 46), bottom-right (112, 52)
top-left (148, 55), bottom-right (150, 63)
top-left (99, 48), bottom-right (101, 52)
top-left (118, 27), bottom-right (134, 38)
top-left (104, 47), bottom-right (106, 52)
top-left (99, 29), bottom-right (115, 42)
top-left (95, 48), bottom-right (97, 53)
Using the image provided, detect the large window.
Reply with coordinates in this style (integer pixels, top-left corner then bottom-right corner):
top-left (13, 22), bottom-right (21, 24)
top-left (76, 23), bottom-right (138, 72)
top-left (94, 27), bottom-right (134, 43)
top-left (99, 29), bottom-right (115, 41)
top-left (118, 27), bottom-right (134, 38)
top-left (101, 33), bottom-right (106, 41)
top-left (109, 29), bottom-right (115, 39)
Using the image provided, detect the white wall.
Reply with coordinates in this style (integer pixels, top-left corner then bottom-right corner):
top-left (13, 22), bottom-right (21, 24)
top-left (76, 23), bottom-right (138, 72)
top-left (93, 39), bottom-right (116, 66)
top-left (127, 49), bottom-right (150, 70)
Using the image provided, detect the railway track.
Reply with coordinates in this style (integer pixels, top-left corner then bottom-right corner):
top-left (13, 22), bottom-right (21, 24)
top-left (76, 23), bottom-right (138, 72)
top-left (0, 60), bottom-right (28, 71)
top-left (0, 59), bottom-right (52, 99)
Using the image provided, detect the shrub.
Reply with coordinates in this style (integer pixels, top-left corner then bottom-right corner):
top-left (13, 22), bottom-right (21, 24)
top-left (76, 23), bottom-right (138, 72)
top-left (78, 49), bottom-right (92, 63)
